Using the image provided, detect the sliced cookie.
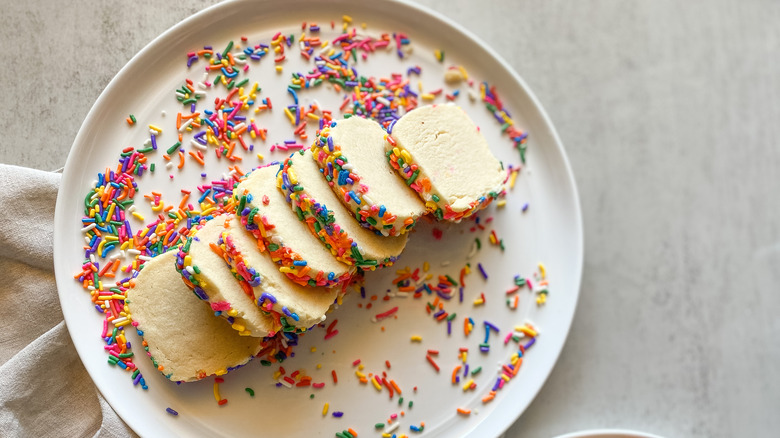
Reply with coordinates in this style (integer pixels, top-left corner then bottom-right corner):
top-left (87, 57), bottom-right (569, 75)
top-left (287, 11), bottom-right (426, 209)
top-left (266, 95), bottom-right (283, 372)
top-left (386, 104), bottom-right (506, 221)
top-left (311, 116), bottom-right (426, 236)
top-left (176, 215), bottom-right (277, 337)
top-left (234, 164), bottom-right (354, 288)
top-left (216, 216), bottom-right (340, 332)
top-left (126, 250), bottom-right (263, 382)
top-left (278, 149), bottom-right (409, 270)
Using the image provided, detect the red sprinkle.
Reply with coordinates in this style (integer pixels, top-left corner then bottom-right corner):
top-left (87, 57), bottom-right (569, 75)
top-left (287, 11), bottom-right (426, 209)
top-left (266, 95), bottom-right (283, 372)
top-left (374, 306), bottom-right (399, 321)
top-left (426, 354), bottom-right (440, 372)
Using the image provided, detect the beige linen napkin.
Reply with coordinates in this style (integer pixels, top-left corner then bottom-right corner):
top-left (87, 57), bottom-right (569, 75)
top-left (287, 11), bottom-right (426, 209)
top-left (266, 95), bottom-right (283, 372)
top-left (0, 164), bottom-right (135, 438)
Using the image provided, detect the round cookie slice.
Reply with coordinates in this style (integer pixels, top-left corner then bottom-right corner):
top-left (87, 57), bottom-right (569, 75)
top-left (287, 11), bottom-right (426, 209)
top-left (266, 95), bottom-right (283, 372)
top-left (126, 250), bottom-right (263, 382)
top-left (386, 104), bottom-right (506, 221)
top-left (176, 215), bottom-right (278, 337)
top-left (234, 164), bottom-right (354, 288)
top-left (278, 149), bottom-right (409, 270)
top-left (310, 116), bottom-right (426, 236)
top-left (216, 216), bottom-right (340, 332)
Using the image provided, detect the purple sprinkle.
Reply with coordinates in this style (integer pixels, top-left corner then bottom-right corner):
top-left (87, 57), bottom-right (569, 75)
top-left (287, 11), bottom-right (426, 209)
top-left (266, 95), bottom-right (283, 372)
top-left (332, 411), bottom-right (344, 418)
top-left (478, 263), bottom-right (488, 279)
top-left (523, 337), bottom-right (536, 350)
top-left (522, 203), bottom-right (529, 212)
top-left (484, 321), bottom-right (500, 332)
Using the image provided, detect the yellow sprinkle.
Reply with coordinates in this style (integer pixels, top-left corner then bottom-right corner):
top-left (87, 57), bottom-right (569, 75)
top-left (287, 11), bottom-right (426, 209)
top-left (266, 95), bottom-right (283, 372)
top-left (227, 309), bottom-right (238, 317)
top-left (287, 168), bottom-right (298, 185)
top-left (473, 298), bottom-right (484, 306)
top-left (316, 364), bottom-right (322, 369)
top-left (148, 124), bottom-right (163, 133)
top-left (462, 378), bottom-right (474, 391)
top-left (322, 403), bottom-right (329, 416)
top-left (306, 113), bottom-right (320, 121)
top-left (421, 93), bottom-right (435, 101)
top-left (283, 107), bottom-right (295, 125)
top-left (342, 14), bottom-right (352, 23)
top-left (410, 335), bottom-right (423, 342)
top-left (355, 370), bottom-right (366, 379)
top-left (539, 263), bottom-right (547, 279)
top-left (509, 170), bottom-right (519, 189)
top-left (213, 381), bottom-right (222, 402)
top-left (358, 363), bottom-right (364, 371)
top-left (151, 201), bottom-right (164, 212)
top-left (215, 368), bottom-right (227, 376)
top-left (400, 150), bottom-right (412, 163)
top-left (496, 200), bottom-right (507, 208)
top-left (418, 81), bottom-right (423, 92)
top-left (458, 65), bottom-right (469, 79)
top-left (310, 346), bottom-right (317, 352)
top-left (231, 323), bottom-right (245, 332)
top-left (275, 65), bottom-right (283, 73)
top-left (501, 374), bottom-right (511, 382)
top-left (371, 376), bottom-right (383, 391)
top-left (423, 261), bottom-right (429, 272)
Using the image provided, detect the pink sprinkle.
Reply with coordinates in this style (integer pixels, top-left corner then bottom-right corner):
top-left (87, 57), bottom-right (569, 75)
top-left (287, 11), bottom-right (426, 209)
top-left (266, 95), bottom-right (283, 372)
top-left (210, 301), bottom-right (231, 312)
top-left (352, 359), bottom-right (361, 366)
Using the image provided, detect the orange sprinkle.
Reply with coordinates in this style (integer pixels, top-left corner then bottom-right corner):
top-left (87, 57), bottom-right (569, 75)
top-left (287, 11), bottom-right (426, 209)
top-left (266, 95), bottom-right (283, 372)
top-left (188, 151), bottom-right (205, 166)
top-left (177, 151), bottom-right (186, 169)
top-left (457, 407), bottom-right (471, 415)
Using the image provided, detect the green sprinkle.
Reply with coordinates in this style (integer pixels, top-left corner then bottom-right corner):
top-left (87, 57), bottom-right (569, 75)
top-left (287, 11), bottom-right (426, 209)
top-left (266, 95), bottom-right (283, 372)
top-left (150, 163), bottom-right (155, 172)
top-left (407, 169), bottom-right (419, 185)
top-left (431, 194), bottom-right (440, 202)
top-left (398, 396), bottom-right (404, 405)
top-left (222, 40), bottom-right (234, 58)
top-left (166, 141), bottom-right (182, 155)
top-left (375, 423), bottom-right (385, 429)
top-left (470, 366), bottom-right (482, 375)
top-left (245, 387), bottom-right (255, 397)
top-left (408, 400), bottom-right (413, 408)
top-left (118, 352), bottom-right (134, 358)
top-left (446, 313), bottom-right (457, 321)
top-left (129, 114), bottom-right (136, 123)
top-left (475, 238), bottom-right (481, 250)
top-left (235, 78), bottom-right (249, 89)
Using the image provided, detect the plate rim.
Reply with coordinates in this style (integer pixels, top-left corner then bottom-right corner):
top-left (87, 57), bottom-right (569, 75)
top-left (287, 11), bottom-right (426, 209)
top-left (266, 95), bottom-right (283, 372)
top-left (53, 0), bottom-right (584, 436)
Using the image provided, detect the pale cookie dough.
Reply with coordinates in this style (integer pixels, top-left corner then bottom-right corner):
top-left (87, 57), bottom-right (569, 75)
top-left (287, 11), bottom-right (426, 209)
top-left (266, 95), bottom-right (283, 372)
top-left (234, 164), bottom-right (354, 287)
top-left (278, 149), bottom-right (409, 270)
top-left (218, 216), bottom-right (340, 331)
top-left (311, 116), bottom-right (426, 236)
top-left (126, 250), bottom-right (263, 382)
top-left (387, 104), bottom-right (506, 221)
top-left (176, 215), bottom-right (277, 337)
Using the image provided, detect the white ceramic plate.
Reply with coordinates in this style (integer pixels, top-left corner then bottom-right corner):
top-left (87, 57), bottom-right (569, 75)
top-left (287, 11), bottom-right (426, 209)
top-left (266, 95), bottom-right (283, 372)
top-left (53, 0), bottom-right (582, 436)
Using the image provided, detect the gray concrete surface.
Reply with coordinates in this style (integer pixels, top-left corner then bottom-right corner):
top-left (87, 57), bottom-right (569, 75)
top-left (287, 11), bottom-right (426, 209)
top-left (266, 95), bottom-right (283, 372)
top-left (2, 0), bottom-right (778, 437)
